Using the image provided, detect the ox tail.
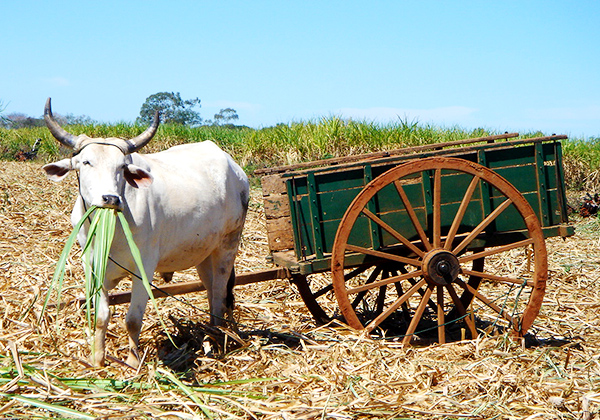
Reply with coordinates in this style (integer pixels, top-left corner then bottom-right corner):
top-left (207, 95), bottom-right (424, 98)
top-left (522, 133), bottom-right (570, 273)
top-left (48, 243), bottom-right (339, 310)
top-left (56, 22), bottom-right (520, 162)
top-left (226, 268), bottom-right (236, 310)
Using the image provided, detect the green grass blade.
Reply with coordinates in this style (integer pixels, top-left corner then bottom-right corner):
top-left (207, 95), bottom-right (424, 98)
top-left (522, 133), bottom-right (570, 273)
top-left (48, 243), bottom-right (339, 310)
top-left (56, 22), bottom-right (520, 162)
top-left (3, 393), bottom-right (95, 419)
top-left (90, 209), bottom-right (116, 322)
top-left (83, 244), bottom-right (93, 330)
top-left (81, 208), bottom-right (104, 329)
top-left (157, 368), bottom-right (214, 418)
top-left (79, 208), bottom-right (118, 341)
top-left (80, 207), bottom-right (102, 256)
top-left (40, 205), bottom-right (98, 320)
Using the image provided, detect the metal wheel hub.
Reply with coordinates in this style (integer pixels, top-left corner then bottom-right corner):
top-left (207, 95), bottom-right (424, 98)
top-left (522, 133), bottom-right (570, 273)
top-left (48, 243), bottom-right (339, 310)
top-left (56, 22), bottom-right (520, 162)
top-left (422, 249), bottom-right (460, 286)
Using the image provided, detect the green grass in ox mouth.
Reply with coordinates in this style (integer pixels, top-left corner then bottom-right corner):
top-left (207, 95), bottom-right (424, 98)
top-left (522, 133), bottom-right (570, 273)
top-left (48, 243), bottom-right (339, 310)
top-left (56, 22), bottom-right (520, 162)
top-left (41, 207), bottom-right (169, 352)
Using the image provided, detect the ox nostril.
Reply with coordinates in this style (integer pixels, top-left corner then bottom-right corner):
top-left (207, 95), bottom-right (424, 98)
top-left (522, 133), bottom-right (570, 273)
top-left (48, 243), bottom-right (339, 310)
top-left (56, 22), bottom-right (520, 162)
top-left (102, 194), bottom-right (121, 208)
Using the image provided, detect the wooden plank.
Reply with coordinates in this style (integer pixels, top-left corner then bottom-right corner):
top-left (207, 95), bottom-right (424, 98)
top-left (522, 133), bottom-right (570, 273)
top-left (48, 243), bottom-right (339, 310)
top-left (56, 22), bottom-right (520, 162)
top-left (261, 171), bottom-right (296, 252)
top-left (263, 194), bottom-right (290, 219)
top-left (271, 250), bottom-right (301, 270)
top-left (84, 268), bottom-right (291, 306)
top-left (265, 216), bottom-right (294, 250)
top-left (261, 173), bottom-right (287, 195)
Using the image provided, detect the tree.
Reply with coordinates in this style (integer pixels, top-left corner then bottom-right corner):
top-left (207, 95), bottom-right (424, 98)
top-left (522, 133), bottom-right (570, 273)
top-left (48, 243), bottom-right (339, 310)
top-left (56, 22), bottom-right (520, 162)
top-left (64, 113), bottom-right (96, 125)
top-left (0, 108), bottom-right (94, 129)
top-left (137, 92), bottom-right (202, 126)
top-left (0, 100), bottom-right (8, 127)
top-left (213, 108), bottom-right (239, 126)
top-left (3, 113), bottom-right (45, 129)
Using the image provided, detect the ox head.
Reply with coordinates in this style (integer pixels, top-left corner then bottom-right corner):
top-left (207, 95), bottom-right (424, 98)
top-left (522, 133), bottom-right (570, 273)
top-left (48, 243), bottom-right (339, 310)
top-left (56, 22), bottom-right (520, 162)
top-left (42, 98), bottom-right (159, 210)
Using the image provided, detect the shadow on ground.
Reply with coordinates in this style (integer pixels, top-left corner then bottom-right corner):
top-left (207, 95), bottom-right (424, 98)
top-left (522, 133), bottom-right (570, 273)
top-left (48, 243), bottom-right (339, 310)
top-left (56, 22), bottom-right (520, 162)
top-left (156, 315), bottom-right (302, 373)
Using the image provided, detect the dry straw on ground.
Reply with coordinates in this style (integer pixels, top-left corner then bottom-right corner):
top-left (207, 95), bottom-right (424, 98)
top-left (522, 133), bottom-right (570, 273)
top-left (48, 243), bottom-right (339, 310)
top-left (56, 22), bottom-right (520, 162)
top-left (1, 161), bottom-right (600, 419)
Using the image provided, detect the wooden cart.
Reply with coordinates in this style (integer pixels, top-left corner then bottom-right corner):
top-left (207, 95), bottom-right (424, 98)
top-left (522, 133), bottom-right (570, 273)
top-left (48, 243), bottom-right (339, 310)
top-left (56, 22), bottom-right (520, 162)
top-left (111, 132), bottom-right (573, 345)
top-left (255, 132), bottom-right (573, 344)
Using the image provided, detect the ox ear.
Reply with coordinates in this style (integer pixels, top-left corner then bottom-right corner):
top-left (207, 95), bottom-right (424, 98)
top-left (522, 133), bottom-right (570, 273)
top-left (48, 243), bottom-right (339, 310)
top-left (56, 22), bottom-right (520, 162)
top-left (42, 159), bottom-right (73, 182)
top-left (124, 164), bottom-right (153, 188)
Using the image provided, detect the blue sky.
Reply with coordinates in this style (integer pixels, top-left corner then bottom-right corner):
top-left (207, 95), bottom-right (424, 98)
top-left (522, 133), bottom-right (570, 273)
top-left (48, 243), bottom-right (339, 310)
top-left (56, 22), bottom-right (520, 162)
top-left (2, 1), bottom-right (599, 137)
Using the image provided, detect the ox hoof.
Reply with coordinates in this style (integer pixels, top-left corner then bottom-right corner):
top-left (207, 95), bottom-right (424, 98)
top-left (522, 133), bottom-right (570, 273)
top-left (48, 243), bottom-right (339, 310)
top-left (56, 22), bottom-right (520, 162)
top-left (91, 355), bottom-right (106, 368)
top-left (126, 348), bottom-right (141, 368)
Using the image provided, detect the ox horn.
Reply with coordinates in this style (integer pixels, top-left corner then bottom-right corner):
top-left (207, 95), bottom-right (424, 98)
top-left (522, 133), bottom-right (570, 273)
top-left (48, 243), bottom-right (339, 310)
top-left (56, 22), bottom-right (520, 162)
top-left (126, 110), bottom-right (160, 153)
top-left (44, 98), bottom-right (78, 149)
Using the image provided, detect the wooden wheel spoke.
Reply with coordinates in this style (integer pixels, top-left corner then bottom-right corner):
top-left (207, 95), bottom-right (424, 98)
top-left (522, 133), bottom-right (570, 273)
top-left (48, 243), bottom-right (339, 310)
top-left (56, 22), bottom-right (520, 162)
top-left (347, 269), bottom-right (424, 295)
top-left (454, 278), bottom-right (516, 326)
top-left (433, 169), bottom-right (442, 248)
top-left (393, 180), bottom-right (432, 251)
top-left (444, 175), bottom-right (480, 250)
top-left (459, 238), bottom-right (534, 263)
top-left (366, 278), bottom-right (427, 332)
top-left (391, 270), bottom-right (412, 313)
top-left (461, 269), bottom-right (531, 287)
top-left (401, 285), bottom-right (434, 345)
top-left (437, 286), bottom-right (445, 344)
top-left (407, 277), bottom-right (437, 313)
top-left (345, 244), bottom-right (422, 267)
top-left (393, 276), bottom-right (406, 298)
top-left (446, 283), bottom-right (477, 338)
top-left (344, 264), bottom-right (373, 281)
top-left (351, 267), bottom-right (382, 309)
top-left (452, 198), bottom-right (513, 255)
top-left (313, 265), bottom-right (372, 302)
top-left (361, 208), bottom-right (424, 257)
top-left (312, 283), bottom-right (333, 299)
top-left (375, 285), bottom-right (387, 314)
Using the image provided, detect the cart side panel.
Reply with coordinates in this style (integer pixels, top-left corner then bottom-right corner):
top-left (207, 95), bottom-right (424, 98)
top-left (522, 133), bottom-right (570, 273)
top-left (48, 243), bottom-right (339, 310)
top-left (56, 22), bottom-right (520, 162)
top-left (485, 142), bottom-right (567, 228)
top-left (261, 174), bottom-right (295, 251)
top-left (292, 167), bottom-right (491, 256)
top-left (286, 167), bottom-right (376, 260)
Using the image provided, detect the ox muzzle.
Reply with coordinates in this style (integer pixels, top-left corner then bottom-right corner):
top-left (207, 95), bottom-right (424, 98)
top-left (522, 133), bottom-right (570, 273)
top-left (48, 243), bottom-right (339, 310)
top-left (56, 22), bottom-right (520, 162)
top-left (100, 194), bottom-right (122, 209)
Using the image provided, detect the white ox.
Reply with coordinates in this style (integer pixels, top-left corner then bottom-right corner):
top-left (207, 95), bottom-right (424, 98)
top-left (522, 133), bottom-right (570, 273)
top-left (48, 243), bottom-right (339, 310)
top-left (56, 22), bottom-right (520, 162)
top-left (42, 98), bottom-right (249, 367)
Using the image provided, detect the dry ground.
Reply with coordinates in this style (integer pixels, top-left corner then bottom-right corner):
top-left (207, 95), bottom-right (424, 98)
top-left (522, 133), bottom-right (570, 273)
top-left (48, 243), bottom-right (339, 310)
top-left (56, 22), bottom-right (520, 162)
top-left (1, 161), bottom-right (600, 419)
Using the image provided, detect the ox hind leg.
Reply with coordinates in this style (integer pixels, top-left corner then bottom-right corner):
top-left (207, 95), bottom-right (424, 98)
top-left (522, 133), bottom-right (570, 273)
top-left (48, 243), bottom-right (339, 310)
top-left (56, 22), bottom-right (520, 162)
top-left (196, 247), bottom-right (238, 328)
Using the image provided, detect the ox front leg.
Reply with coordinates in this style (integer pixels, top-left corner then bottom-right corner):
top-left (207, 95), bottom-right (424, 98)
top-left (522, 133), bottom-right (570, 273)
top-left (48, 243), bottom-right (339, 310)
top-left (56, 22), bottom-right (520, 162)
top-left (125, 277), bottom-right (151, 368)
top-left (92, 288), bottom-right (111, 367)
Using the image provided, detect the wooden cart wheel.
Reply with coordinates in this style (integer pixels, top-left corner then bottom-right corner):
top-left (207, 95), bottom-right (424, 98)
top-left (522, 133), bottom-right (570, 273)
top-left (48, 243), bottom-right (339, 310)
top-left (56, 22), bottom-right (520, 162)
top-left (331, 157), bottom-right (547, 344)
top-left (290, 274), bottom-right (335, 324)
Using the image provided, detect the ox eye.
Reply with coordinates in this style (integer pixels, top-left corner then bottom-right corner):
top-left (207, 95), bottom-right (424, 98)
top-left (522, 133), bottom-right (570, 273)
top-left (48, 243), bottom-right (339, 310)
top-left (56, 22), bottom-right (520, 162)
top-left (82, 160), bottom-right (91, 166)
